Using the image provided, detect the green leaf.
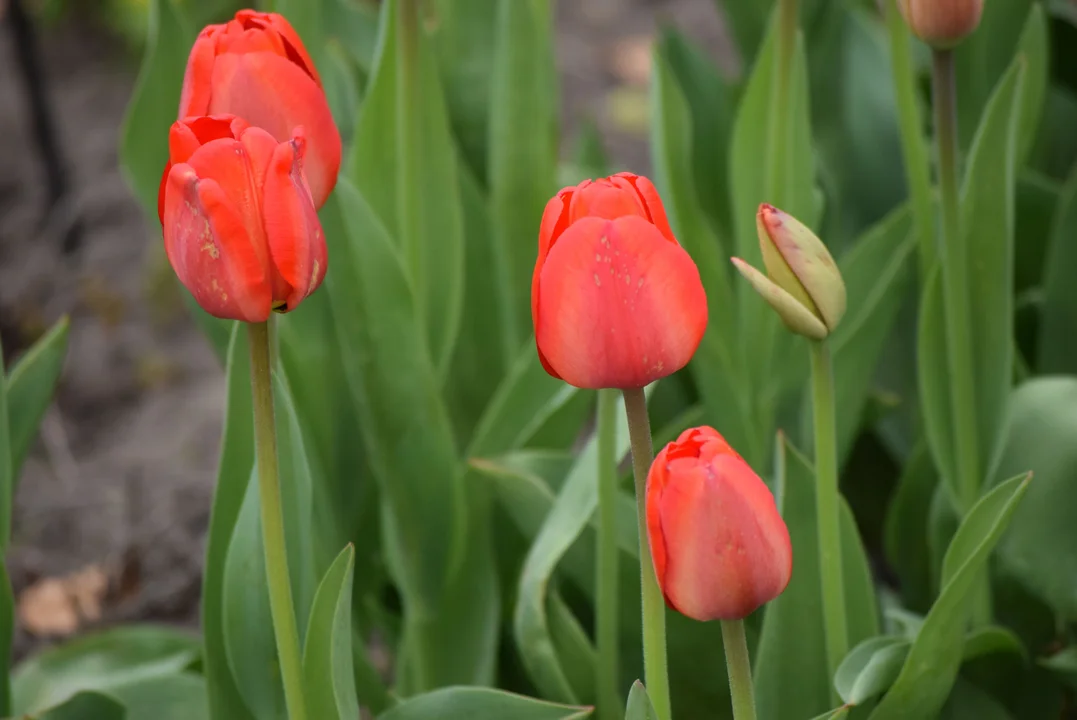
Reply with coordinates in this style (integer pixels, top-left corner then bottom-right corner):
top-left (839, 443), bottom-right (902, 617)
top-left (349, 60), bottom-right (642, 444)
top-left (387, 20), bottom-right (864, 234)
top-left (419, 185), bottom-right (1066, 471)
top-left (512, 394), bottom-right (633, 702)
top-left (1014, 5), bottom-right (1049, 166)
top-left (0, 327), bottom-right (11, 561)
top-left (433, 0), bottom-right (497, 182)
top-left (303, 545), bottom-right (358, 720)
top-left (754, 435), bottom-right (880, 720)
top-left (118, 0), bottom-right (191, 213)
top-left (624, 681), bottom-right (658, 720)
top-left (717, 0), bottom-right (772, 63)
top-left (940, 678), bottom-right (1013, 720)
top-left (988, 377), bottom-right (1077, 619)
top-left (962, 625), bottom-right (1026, 663)
top-left (547, 592), bottom-right (597, 702)
top-left (0, 561), bottom-right (12, 715)
top-left (12, 626), bottom-right (199, 716)
top-left (917, 59), bottom-right (1026, 509)
top-left (349, 0), bottom-right (464, 377)
top-left (883, 441), bottom-right (938, 613)
top-left (868, 474), bottom-right (1031, 719)
top-left (377, 687), bottom-right (593, 720)
top-left (826, 203), bottom-right (916, 463)
top-left (488, 0), bottom-right (558, 356)
top-left (5, 316), bottom-right (69, 482)
top-left (1040, 647), bottom-right (1077, 690)
top-left (199, 325), bottom-right (255, 720)
top-left (323, 180), bottom-right (469, 678)
top-left (1038, 164), bottom-right (1077, 373)
top-left (104, 673), bottom-right (208, 720)
top-left (650, 40), bottom-right (749, 459)
top-left (33, 692), bottom-right (126, 720)
top-left (834, 637), bottom-right (909, 706)
top-left (221, 372), bottom-right (316, 719)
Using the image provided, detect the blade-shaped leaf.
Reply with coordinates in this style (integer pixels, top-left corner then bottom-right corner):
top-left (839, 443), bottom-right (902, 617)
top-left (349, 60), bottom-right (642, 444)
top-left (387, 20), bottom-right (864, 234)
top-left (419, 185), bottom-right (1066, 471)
top-left (5, 316), bottom-right (69, 482)
top-left (1038, 164), bottom-right (1077, 373)
top-left (349, 0), bottom-right (464, 377)
top-left (624, 681), bottom-right (659, 720)
top-left (199, 325), bottom-right (254, 720)
top-left (377, 687), bottom-right (592, 720)
top-left (488, 0), bottom-right (558, 356)
top-left (754, 435), bottom-right (880, 720)
top-left (834, 637), bottom-right (909, 706)
top-left (103, 673), bottom-right (208, 720)
top-left (868, 474), bottom-right (1031, 719)
top-left (34, 691), bottom-right (125, 720)
top-left (303, 545), bottom-right (358, 720)
top-left (12, 626), bottom-right (200, 716)
top-left (1013, 4), bottom-right (1048, 166)
top-left (883, 441), bottom-right (938, 613)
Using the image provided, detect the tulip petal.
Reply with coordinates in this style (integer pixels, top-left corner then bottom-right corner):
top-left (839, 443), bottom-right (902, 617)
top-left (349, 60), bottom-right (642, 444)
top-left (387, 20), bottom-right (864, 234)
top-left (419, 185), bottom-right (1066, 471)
top-left (657, 455), bottom-right (791, 620)
top-left (162, 163), bottom-right (271, 322)
top-left (731, 257), bottom-right (829, 340)
top-left (178, 30), bottom-right (218, 118)
top-left (208, 53), bottom-right (341, 208)
top-left (536, 215), bottom-right (708, 389)
top-left (262, 134), bottom-right (327, 311)
top-left (621, 173), bottom-right (678, 245)
top-left (569, 178), bottom-right (648, 225)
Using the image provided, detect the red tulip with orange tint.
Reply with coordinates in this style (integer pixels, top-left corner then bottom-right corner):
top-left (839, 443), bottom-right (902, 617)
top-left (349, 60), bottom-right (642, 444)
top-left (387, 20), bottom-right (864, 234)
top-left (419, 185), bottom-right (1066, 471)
top-left (646, 426), bottom-right (792, 621)
top-left (179, 9), bottom-right (341, 208)
top-left (158, 114), bottom-right (326, 323)
top-left (532, 172), bottom-right (708, 389)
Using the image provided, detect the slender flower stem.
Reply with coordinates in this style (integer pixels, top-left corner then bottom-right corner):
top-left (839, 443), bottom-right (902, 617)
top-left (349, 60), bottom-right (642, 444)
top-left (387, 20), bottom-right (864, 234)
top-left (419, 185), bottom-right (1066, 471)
top-left (932, 49), bottom-right (992, 624)
top-left (622, 387), bottom-right (671, 720)
top-left (596, 389), bottom-right (621, 720)
top-left (885, 0), bottom-right (935, 277)
top-left (809, 341), bottom-right (848, 687)
top-left (720, 619), bottom-right (757, 720)
top-left (248, 321), bottom-right (308, 720)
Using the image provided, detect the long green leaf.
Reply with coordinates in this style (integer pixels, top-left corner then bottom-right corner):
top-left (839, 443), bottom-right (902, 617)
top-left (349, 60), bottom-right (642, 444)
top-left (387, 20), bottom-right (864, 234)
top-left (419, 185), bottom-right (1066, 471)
top-left (34, 691), bottom-right (126, 720)
top-left (5, 316), bottom-right (69, 482)
top-left (1038, 164), bottom-right (1077, 373)
top-left (754, 435), bottom-right (880, 720)
top-left (303, 545), bottom-right (358, 720)
top-left (624, 681), bottom-right (659, 720)
top-left (199, 325), bottom-right (254, 720)
top-left (917, 60), bottom-right (1025, 506)
top-left (377, 687), bottom-right (592, 720)
top-left (868, 474), bottom-right (1031, 719)
top-left (349, 0), bottom-right (464, 377)
top-left (323, 179), bottom-right (470, 683)
top-left (834, 637), bottom-right (909, 706)
top-left (1013, 5), bottom-right (1048, 166)
top-left (488, 0), bottom-right (557, 358)
top-left (883, 441), bottom-right (938, 613)
top-left (104, 673), bottom-right (208, 720)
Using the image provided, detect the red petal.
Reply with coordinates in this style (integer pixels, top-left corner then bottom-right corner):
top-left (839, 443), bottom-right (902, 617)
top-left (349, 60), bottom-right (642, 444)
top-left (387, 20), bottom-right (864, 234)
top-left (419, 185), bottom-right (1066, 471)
top-left (621, 173), bottom-right (678, 245)
top-left (534, 215), bottom-right (708, 389)
top-left (208, 53), bottom-right (341, 208)
top-left (261, 132), bottom-right (327, 311)
top-left (178, 29), bottom-right (219, 119)
top-left (162, 163), bottom-right (271, 322)
top-left (570, 177), bottom-right (648, 224)
top-left (645, 446), bottom-right (671, 599)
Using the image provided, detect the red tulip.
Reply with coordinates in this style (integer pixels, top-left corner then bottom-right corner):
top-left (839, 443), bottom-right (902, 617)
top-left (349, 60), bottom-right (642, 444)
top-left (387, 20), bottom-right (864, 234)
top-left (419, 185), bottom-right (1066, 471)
top-left (532, 172), bottom-right (708, 389)
top-left (646, 426), bottom-right (792, 621)
top-left (158, 114), bottom-right (326, 323)
top-left (179, 9), bottom-right (341, 208)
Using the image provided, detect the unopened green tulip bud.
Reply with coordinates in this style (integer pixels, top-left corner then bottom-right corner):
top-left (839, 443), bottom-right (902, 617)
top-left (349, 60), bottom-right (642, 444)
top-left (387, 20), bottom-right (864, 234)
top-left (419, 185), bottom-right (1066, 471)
top-left (898, 0), bottom-right (983, 48)
top-left (731, 204), bottom-right (845, 341)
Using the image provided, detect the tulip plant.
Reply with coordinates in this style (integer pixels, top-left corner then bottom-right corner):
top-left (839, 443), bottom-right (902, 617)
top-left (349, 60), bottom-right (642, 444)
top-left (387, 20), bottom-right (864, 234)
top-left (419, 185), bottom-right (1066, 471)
top-left (2, 0), bottom-right (1077, 718)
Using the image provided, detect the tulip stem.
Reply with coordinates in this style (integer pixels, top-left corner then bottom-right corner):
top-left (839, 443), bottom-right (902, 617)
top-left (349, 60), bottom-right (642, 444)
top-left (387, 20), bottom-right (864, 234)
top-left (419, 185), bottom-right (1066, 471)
top-left (622, 387), bottom-right (671, 720)
top-left (809, 340), bottom-right (848, 692)
top-left (720, 619), bottom-right (757, 720)
top-left (596, 388), bottom-right (621, 720)
top-left (248, 321), bottom-right (308, 720)
top-left (932, 48), bottom-right (992, 625)
top-left (885, 0), bottom-right (935, 277)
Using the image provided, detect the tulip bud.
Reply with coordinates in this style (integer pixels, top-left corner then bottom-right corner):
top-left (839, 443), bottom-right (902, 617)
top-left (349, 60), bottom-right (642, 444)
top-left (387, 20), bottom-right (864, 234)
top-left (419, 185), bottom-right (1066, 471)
top-left (180, 10), bottom-right (341, 208)
top-left (158, 114), bottom-right (327, 323)
top-left (731, 204), bottom-right (845, 340)
top-left (898, 0), bottom-right (983, 48)
top-left (532, 172), bottom-right (708, 389)
top-left (646, 426), bottom-right (792, 621)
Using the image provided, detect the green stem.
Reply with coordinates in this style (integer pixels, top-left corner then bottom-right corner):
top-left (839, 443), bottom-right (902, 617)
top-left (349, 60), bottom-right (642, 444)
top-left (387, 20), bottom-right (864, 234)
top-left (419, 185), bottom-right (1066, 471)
top-left (720, 619), bottom-right (757, 720)
top-left (932, 48), bottom-right (991, 624)
top-left (622, 387), bottom-right (671, 720)
top-left (596, 389), bottom-right (621, 720)
top-left (248, 321), bottom-right (308, 720)
top-left (809, 341), bottom-right (848, 688)
top-left (885, 0), bottom-right (935, 277)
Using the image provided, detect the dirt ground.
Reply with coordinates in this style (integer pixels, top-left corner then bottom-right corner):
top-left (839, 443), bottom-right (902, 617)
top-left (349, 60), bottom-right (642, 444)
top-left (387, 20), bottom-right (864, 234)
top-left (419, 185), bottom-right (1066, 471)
top-left (0, 0), bottom-right (730, 658)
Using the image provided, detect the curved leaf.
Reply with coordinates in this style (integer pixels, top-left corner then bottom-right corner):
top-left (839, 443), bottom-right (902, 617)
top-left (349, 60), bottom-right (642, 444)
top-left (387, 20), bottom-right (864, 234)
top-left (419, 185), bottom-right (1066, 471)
top-left (868, 474), bottom-right (1031, 719)
top-left (35, 691), bottom-right (125, 720)
top-left (377, 687), bottom-right (592, 720)
top-left (834, 637), bottom-right (909, 706)
top-left (104, 673), bottom-right (208, 720)
top-left (303, 545), bottom-right (358, 720)
top-left (6, 316), bottom-right (69, 482)
top-left (625, 681), bottom-right (658, 720)
top-left (1039, 165), bottom-right (1077, 373)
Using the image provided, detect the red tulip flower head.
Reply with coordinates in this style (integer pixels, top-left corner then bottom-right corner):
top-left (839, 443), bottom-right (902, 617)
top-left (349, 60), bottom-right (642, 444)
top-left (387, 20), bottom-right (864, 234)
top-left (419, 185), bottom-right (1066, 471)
top-left (158, 114), bottom-right (326, 323)
top-left (179, 9), bottom-right (341, 208)
top-left (646, 426), bottom-right (792, 621)
top-left (532, 173), bottom-right (708, 389)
